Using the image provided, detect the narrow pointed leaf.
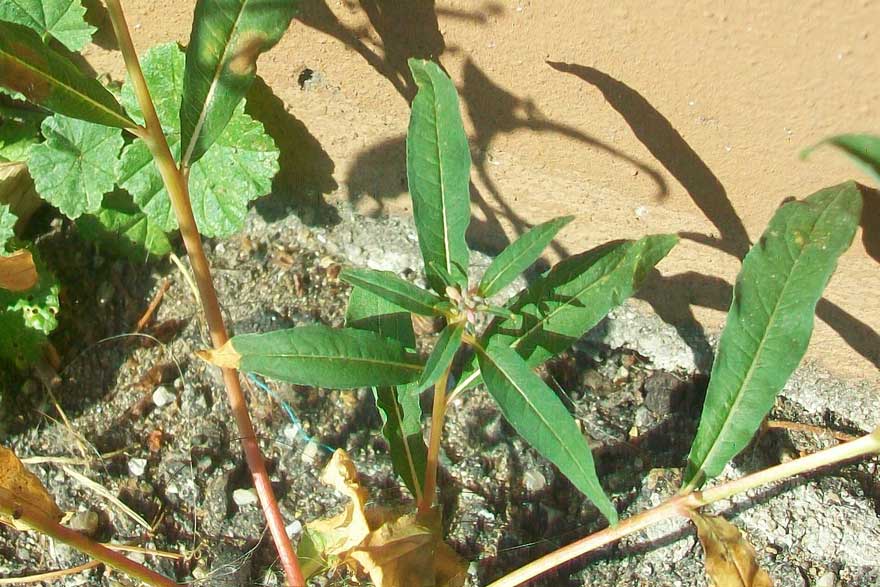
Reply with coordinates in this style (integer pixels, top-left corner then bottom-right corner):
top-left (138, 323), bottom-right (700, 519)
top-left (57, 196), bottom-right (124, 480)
top-left (180, 0), bottom-right (299, 165)
top-left (418, 322), bottom-right (464, 389)
top-left (476, 342), bottom-right (617, 523)
top-left (346, 286), bottom-right (426, 499)
top-left (346, 284), bottom-right (416, 350)
top-left (27, 114), bottom-right (123, 219)
top-left (204, 325), bottom-right (422, 389)
top-left (0, 21), bottom-right (134, 128)
top-left (684, 182), bottom-right (862, 489)
top-left (0, 0), bottom-right (95, 51)
top-left (802, 133), bottom-right (880, 184)
top-left (406, 59), bottom-right (471, 292)
top-left (479, 215), bottom-right (574, 297)
top-left (340, 267), bottom-right (444, 317)
top-left (487, 234), bottom-right (678, 367)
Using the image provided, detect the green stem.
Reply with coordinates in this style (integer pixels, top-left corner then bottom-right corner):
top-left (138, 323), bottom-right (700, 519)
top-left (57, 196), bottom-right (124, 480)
top-left (488, 428), bottom-right (880, 587)
top-left (102, 2), bottom-right (304, 585)
top-left (419, 363), bottom-right (452, 514)
top-left (0, 488), bottom-right (177, 587)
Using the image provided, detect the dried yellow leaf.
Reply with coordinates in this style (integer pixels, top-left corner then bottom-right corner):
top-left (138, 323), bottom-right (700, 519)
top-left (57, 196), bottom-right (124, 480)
top-left (688, 511), bottom-right (774, 587)
top-left (0, 445), bottom-right (63, 531)
top-left (299, 449), bottom-right (467, 587)
top-left (0, 249), bottom-right (38, 292)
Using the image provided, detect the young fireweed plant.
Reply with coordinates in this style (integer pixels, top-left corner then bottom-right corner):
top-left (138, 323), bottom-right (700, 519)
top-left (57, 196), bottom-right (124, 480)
top-left (0, 0), bottom-right (309, 584)
top-left (199, 58), bottom-right (678, 584)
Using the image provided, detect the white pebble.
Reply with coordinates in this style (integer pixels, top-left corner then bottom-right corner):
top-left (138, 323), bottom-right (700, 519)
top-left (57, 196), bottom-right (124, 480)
top-left (128, 458), bottom-right (147, 477)
top-left (816, 571), bottom-right (837, 587)
top-left (152, 386), bottom-right (176, 408)
top-left (523, 469), bottom-right (547, 493)
top-left (285, 520), bottom-right (303, 538)
top-left (233, 488), bottom-right (259, 507)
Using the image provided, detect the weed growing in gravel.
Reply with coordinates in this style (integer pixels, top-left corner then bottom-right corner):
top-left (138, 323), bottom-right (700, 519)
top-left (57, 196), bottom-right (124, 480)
top-left (203, 60), bottom-right (879, 586)
top-left (0, 0), bottom-right (306, 584)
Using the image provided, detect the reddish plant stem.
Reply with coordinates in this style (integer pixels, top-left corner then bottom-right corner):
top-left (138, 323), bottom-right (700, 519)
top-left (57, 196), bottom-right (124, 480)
top-left (419, 365), bottom-right (451, 514)
top-left (0, 489), bottom-right (177, 587)
top-left (102, 2), bottom-right (304, 585)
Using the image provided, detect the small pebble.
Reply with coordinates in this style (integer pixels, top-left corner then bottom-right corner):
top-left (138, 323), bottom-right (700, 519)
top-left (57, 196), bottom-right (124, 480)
top-left (301, 441), bottom-right (321, 465)
top-left (68, 510), bottom-right (100, 536)
top-left (128, 458), bottom-right (147, 477)
top-left (233, 488), bottom-right (259, 507)
top-left (152, 386), bottom-right (176, 408)
top-left (816, 571), bottom-right (837, 587)
top-left (285, 519), bottom-right (303, 538)
top-left (523, 469), bottom-right (547, 493)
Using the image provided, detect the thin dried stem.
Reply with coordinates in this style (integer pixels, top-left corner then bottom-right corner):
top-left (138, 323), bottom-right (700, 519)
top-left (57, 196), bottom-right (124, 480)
top-left (102, 2), bottom-right (304, 584)
top-left (489, 429), bottom-right (880, 587)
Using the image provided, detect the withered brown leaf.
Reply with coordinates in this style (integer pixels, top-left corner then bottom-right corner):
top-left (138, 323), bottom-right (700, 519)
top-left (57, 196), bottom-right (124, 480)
top-left (0, 445), bottom-right (63, 530)
top-left (688, 510), bottom-right (773, 587)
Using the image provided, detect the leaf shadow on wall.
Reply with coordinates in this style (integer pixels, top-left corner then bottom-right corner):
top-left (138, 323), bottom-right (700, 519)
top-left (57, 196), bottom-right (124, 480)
top-left (245, 76), bottom-right (340, 225)
top-left (297, 0), bottom-right (502, 102)
top-left (548, 62), bottom-right (878, 369)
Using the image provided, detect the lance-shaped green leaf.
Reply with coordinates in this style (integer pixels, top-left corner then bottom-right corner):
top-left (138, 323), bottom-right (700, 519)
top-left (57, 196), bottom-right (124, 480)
top-left (486, 234), bottom-right (678, 368)
top-left (0, 0), bottom-right (95, 51)
top-left (346, 286), bottom-right (426, 500)
top-left (418, 321), bottom-right (464, 390)
top-left (476, 341), bottom-right (617, 523)
top-left (478, 215), bottom-right (574, 297)
top-left (76, 191), bottom-right (172, 259)
top-left (27, 114), bottom-right (123, 219)
top-left (683, 182), bottom-right (862, 490)
top-left (0, 21), bottom-right (134, 128)
top-left (180, 0), bottom-right (299, 166)
top-left (340, 267), bottom-right (444, 317)
top-left (200, 324), bottom-right (422, 389)
top-left (118, 43), bottom-right (279, 237)
top-left (406, 59), bottom-right (471, 292)
top-left (802, 134), bottom-right (880, 184)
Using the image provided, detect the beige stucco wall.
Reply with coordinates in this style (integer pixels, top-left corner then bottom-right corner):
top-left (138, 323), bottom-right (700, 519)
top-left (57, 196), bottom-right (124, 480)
top-left (85, 1), bottom-right (880, 383)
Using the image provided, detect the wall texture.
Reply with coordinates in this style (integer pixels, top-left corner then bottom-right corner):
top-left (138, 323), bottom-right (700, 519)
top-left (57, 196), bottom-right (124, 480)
top-left (84, 0), bottom-right (880, 382)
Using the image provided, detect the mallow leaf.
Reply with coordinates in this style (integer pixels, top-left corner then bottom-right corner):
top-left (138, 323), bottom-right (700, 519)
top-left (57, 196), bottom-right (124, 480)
top-left (118, 43), bottom-right (279, 237)
top-left (407, 59), bottom-right (471, 292)
top-left (478, 215), bottom-right (574, 297)
top-left (346, 286), bottom-right (427, 500)
top-left (476, 341), bottom-right (617, 524)
top-left (0, 0), bottom-right (95, 51)
top-left (0, 308), bottom-right (45, 366)
top-left (0, 244), bottom-right (59, 335)
top-left (199, 324), bottom-right (423, 389)
top-left (0, 21), bottom-right (134, 128)
top-left (27, 114), bottom-right (123, 219)
top-left (802, 133), bottom-right (880, 184)
top-left (76, 190), bottom-right (172, 259)
top-left (0, 204), bottom-right (14, 248)
top-left (0, 108), bottom-right (43, 162)
top-left (683, 182), bottom-right (862, 490)
top-left (340, 267), bottom-right (444, 317)
top-left (181, 0), bottom-right (299, 165)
